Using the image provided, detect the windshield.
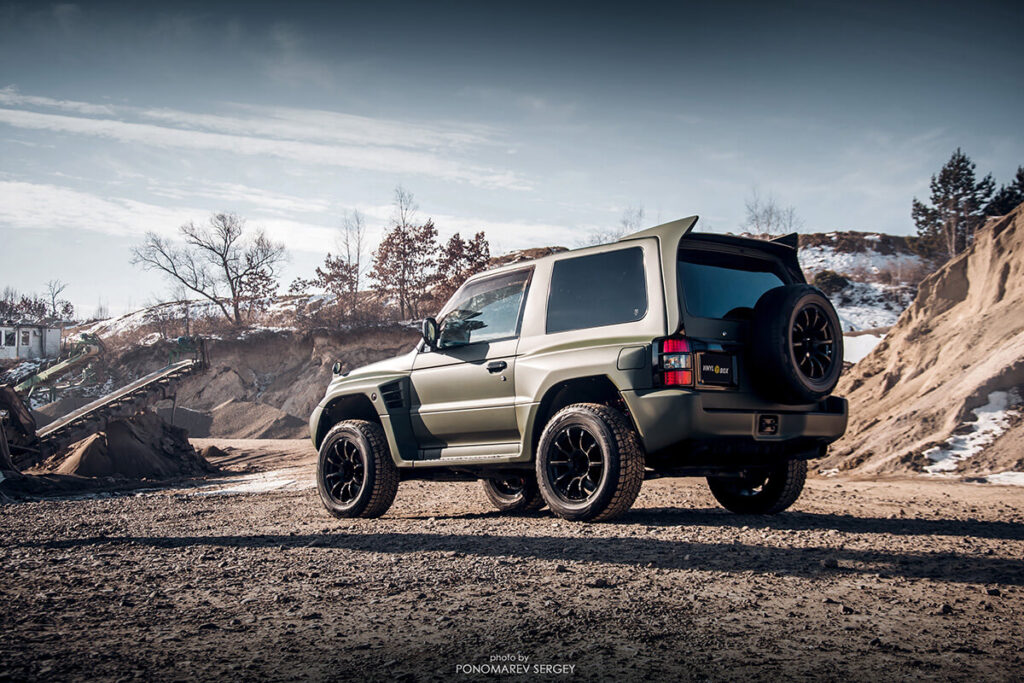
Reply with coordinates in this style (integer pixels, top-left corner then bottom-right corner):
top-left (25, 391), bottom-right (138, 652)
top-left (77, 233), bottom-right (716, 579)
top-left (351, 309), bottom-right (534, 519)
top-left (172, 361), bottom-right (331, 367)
top-left (678, 248), bottom-right (787, 320)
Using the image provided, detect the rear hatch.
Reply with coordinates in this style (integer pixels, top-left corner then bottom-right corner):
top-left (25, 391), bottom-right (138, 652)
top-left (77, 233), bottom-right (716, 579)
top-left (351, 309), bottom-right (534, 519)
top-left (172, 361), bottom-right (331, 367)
top-left (674, 235), bottom-right (804, 397)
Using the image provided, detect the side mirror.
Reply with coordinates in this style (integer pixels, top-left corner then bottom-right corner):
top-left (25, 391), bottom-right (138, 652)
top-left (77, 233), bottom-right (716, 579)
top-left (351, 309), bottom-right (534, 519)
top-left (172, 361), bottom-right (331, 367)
top-left (421, 317), bottom-right (439, 349)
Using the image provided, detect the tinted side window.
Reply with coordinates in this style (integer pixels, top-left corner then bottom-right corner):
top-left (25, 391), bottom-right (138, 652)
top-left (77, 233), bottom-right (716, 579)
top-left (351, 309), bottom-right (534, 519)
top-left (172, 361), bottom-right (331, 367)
top-left (546, 247), bottom-right (647, 334)
top-left (437, 269), bottom-right (532, 347)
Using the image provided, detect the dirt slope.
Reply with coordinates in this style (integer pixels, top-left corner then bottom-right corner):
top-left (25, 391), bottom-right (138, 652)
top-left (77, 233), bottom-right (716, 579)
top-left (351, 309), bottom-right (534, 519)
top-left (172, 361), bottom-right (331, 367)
top-left (29, 410), bottom-right (215, 479)
top-left (823, 204), bottom-right (1024, 475)
top-left (96, 326), bottom-right (419, 439)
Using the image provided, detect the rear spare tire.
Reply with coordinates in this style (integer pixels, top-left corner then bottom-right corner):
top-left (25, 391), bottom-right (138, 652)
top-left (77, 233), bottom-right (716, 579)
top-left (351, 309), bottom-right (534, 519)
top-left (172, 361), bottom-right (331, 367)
top-left (749, 284), bottom-right (843, 404)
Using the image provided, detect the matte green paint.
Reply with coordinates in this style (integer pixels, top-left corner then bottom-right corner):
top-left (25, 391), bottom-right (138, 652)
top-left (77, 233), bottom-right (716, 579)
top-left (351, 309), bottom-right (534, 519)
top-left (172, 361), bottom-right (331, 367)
top-left (309, 216), bottom-right (848, 470)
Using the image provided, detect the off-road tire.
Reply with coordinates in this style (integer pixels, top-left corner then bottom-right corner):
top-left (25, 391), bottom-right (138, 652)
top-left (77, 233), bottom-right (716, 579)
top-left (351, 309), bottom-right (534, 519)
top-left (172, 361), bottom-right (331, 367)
top-left (316, 420), bottom-right (399, 519)
top-left (749, 284), bottom-right (843, 404)
top-left (480, 475), bottom-right (545, 512)
top-left (707, 459), bottom-right (807, 514)
top-left (535, 403), bottom-right (644, 522)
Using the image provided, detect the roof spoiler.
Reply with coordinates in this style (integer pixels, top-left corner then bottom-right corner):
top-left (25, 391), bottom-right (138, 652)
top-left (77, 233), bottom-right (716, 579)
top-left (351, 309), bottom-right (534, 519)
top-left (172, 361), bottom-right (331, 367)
top-left (771, 232), bottom-right (799, 249)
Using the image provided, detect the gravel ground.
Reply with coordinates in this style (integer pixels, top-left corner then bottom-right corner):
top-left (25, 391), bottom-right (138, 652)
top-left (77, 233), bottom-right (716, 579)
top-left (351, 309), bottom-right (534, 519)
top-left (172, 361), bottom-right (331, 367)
top-left (2, 440), bottom-right (1023, 682)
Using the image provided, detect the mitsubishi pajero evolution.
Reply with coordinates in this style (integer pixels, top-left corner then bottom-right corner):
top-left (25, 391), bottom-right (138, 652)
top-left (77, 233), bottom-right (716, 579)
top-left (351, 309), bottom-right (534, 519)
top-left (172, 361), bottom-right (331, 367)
top-left (309, 216), bottom-right (848, 521)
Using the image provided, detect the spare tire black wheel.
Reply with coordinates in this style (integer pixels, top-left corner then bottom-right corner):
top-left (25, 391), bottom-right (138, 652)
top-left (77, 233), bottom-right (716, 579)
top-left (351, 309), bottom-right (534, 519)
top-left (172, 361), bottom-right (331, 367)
top-left (749, 284), bottom-right (843, 404)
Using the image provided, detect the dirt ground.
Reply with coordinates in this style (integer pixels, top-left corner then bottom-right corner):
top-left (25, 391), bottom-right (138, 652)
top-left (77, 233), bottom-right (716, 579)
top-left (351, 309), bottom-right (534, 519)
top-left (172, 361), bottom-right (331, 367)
top-left (2, 440), bottom-right (1023, 682)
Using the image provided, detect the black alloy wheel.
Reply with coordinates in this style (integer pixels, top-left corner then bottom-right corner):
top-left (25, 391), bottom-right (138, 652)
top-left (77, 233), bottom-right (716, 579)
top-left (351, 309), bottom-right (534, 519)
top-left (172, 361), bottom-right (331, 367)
top-left (707, 460), bottom-right (807, 514)
top-left (535, 403), bottom-right (644, 522)
top-left (316, 420), bottom-right (399, 519)
top-left (322, 437), bottom-right (365, 505)
top-left (546, 424), bottom-right (606, 504)
top-left (480, 474), bottom-right (545, 512)
top-left (791, 303), bottom-right (838, 381)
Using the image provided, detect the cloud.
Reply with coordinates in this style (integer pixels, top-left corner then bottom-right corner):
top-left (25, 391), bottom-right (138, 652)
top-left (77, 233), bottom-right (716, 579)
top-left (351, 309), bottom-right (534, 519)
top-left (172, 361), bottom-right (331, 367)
top-left (0, 181), bottom-right (340, 252)
top-left (0, 86), bottom-right (115, 116)
top-left (147, 180), bottom-right (334, 216)
top-left (0, 87), bottom-right (530, 189)
top-left (139, 103), bottom-right (493, 150)
top-left (0, 106), bottom-right (530, 190)
top-left (0, 181), bottom-right (198, 238)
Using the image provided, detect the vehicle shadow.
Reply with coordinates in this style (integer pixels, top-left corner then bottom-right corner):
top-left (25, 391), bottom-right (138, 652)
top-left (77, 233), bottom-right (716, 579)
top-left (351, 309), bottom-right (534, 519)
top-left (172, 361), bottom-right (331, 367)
top-left (21, 530), bottom-right (1024, 586)
top-left (617, 507), bottom-right (1024, 540)
top-left (430, 506), bottom-right (1024, 541)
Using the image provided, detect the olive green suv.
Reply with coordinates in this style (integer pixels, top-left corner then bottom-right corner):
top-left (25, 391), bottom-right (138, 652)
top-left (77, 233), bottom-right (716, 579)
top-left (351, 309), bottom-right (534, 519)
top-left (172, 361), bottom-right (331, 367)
top-left (309, 216), bottom-right (847, 521)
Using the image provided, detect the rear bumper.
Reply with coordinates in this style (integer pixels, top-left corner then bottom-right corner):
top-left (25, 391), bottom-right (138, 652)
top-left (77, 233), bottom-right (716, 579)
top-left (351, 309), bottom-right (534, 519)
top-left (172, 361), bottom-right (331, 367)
top-left (620, 388), bottom-right (848, 454)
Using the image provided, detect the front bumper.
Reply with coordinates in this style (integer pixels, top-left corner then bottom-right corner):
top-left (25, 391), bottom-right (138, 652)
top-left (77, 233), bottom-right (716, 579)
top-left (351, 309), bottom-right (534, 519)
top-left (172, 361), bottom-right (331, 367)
top-left (621, 388), bottom-right (848, 455)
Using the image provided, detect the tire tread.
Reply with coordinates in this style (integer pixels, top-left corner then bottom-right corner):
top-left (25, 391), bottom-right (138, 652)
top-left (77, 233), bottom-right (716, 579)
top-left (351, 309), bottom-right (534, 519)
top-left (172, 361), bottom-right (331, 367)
top-left (320, 420), bottom-right (399, 519)
top-left (537, 402), bottom-right (644, 522)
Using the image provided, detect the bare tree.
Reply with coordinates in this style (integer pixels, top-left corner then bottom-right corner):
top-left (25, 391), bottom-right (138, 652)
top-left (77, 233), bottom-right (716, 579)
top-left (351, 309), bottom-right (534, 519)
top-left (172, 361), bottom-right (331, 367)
top-left (339, 209), bottom-right (367, 301)
top-left (619, 204), bottom-right (645, 234)
top-left (583, 203), bottom-right (645, 246)
top-left (93, 299), bottom-right (109, 320)
top-left (132, 213), bottom-right (286, 326)
top-left (743, 188), bottom-right (803, 237)
top-left (370, 187), bottom-right (438, 319)
top-left (45, 279), bottom-right (68, 318)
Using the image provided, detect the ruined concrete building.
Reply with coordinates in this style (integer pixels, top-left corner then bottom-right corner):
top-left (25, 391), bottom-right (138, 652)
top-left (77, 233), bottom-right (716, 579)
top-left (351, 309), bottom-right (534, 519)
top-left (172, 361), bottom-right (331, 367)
top-left (0, 324), bottom-right (61, 360)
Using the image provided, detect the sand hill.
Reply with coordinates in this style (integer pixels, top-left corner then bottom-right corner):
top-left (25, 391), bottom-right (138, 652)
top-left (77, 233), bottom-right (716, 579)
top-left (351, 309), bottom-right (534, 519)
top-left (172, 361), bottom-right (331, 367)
top-left (822, 204), bottom-right (1024, 476)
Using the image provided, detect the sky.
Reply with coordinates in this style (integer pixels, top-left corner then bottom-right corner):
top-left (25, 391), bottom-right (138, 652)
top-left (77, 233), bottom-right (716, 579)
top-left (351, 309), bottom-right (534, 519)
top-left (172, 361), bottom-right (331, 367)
top-left (1, 0), bottom-right (1022, 316)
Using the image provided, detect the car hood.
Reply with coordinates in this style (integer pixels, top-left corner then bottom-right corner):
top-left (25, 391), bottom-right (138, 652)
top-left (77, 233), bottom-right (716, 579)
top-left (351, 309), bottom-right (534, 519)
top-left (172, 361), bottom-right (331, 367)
top-left (334, 348), bottom-right (416, 384)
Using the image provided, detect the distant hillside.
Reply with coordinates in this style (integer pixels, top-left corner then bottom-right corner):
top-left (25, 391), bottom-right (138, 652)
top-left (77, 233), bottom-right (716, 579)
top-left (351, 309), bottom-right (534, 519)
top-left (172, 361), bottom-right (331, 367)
top-left (797, 231), bottom-right (925, 283)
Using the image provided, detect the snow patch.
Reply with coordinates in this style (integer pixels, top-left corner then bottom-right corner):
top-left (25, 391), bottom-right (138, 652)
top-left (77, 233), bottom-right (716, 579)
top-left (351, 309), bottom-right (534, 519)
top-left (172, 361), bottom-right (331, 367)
top-left (924, 390), bottom-right (1023, 474)
top-left (982, 472), bottom-right (1024, 486)
top-left (799, 245), bottom-right (921, 278)
top-left (843, 333), bottom-right (884, 364)
top-left (140, 332), bottom-right (161, 346)
top-left (830, 281), bottom-right (913, 331)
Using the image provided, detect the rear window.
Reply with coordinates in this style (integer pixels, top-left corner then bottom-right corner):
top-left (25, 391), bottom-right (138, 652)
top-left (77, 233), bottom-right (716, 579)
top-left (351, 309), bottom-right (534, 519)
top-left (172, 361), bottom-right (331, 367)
top-left (547, 247), bottom-right (647, 334)
top-left (678, 248), bottom-right (786, 320)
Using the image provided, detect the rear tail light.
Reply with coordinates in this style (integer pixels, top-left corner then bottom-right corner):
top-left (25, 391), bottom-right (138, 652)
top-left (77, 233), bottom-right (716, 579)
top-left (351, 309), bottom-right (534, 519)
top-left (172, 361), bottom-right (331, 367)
top-left (655, 336), bottom-right (694, 387)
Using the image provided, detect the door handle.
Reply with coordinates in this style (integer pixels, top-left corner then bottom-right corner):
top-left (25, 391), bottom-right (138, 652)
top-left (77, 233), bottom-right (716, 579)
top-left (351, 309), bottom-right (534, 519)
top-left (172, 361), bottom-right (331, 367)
top-left (486, 360), bottom-right (507, 373)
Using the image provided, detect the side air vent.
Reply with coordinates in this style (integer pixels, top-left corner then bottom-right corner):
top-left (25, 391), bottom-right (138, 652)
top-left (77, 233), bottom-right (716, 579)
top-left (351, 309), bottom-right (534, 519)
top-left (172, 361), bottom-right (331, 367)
top-left (380, 381), bottom-right (404, 410)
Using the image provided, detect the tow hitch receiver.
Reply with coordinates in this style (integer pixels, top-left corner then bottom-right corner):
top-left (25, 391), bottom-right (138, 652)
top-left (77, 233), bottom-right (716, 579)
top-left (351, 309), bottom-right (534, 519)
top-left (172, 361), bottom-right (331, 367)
top-left (757, 414), bottom-right (779, 436)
